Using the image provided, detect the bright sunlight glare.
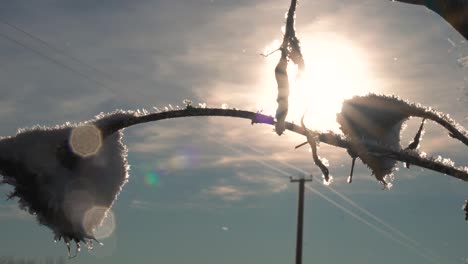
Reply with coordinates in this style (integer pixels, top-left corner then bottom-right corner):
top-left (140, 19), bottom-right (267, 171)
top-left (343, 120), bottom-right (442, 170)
top-left (259, 33), bottom-right (379, 132)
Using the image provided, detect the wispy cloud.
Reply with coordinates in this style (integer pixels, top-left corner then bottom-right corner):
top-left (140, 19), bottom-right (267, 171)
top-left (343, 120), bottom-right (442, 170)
top-left (129, 199), bottom-right (152, 210)
top-left (237, 172), bottom-right (288, 193)
top-left (203, 185), bottom-right (248, 201)
top-left (202, 170), bottom-right (289, 202)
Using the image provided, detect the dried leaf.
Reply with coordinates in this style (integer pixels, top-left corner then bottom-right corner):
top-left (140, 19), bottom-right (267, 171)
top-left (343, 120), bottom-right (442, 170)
top-left (0, 112), bottom-right (133, 251)
top-left (337, 94), bottom-right (411, 186)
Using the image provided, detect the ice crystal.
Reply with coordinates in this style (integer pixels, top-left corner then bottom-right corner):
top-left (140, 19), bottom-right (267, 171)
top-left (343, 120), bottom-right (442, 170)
top-left (323, 175), bottom-right (333, 186)
top-left (198, 103), bottom-right (207, 108)
top-left (183, 99), bottom-right (193, 107)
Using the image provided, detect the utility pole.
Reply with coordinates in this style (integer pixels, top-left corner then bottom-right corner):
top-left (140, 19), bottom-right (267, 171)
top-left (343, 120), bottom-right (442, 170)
top-left (290, 175), bottom-right (312, 264)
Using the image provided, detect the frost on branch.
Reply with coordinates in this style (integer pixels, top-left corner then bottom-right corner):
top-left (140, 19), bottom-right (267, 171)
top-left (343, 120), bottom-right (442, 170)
top-left (301, 115), bottom-right (331, 185)
top-left (0, 111), bottom-right (135, 256)
top-left (275, 53), bottom-right (289, 135)
top-left (336, 94), bottom-right (468, 187)
top-left (0, 99), bottom-right (466, 254)
top-left (271, 0), bottom-right (305, 135)
top-left (405, 118), bottom-right (425, 168)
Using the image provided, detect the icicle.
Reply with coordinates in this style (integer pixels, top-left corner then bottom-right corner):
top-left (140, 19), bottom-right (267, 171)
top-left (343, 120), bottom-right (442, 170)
top-left (323, 175), bottom-right (333, 186)
top-left (86, 240), bottom-right (94, 251)
top-left (65, 240), bottom-right (71, 258)
top-left (348, 157), bottom-right (356, 183)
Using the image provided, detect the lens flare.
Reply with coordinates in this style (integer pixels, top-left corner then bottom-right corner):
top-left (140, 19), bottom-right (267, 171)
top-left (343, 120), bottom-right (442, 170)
top-left (144, 171), bottom-right (160, 187)
top-left (161, 146), bottom-right (200, 171)
top-left (84, 207), bottom-right (116, 240)
top-left (70, 125), bottom-right (102, 157)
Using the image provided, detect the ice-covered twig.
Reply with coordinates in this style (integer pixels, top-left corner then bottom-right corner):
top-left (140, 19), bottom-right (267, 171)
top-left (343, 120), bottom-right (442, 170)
top-left (97, 106), bottom-right (468, 182)
top-left (300, 115), bottom-right (330, 183)
top-left (271, 0), bottom-right (305, 136)
top-left (0, 104), bottom-right (466, 252)
top-left (355, 94), bottom-right (468, 147)
top-left (407, 118), bottom-right (426, 150)
top-left (405, 118), bottom-right (425, 168)
top-left (414, 109), bottom-right (468, 146)
top-left (274, 52), bottom-right (289, 135)
top-left (283, 0), bottom-right (305, 71)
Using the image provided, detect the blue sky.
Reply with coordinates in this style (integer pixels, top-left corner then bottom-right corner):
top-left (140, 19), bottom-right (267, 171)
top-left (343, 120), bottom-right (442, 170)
top-left (0, 0), bottom-right (467, 263)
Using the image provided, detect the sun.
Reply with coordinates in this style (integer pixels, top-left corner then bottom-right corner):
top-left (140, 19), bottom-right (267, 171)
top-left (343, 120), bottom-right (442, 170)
top-left (259, 33), bottom-right (378, 132)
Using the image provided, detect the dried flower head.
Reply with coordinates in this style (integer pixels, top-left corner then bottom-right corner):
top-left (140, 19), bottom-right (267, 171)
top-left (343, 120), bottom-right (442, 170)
top-left (336, 94), bottom-right (413, 186)
top-left (0, 112), bottom-right (134, 255)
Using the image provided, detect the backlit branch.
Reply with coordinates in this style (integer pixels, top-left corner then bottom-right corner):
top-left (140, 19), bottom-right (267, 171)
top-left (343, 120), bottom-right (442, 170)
top-left (272, 0), bottom-right (305, 136)
top-left (98, 106), bottom-right (468, 182)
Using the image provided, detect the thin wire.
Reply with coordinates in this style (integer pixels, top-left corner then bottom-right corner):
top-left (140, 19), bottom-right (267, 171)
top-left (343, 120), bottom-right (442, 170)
top-left (0, 18), bottom-right (114, 81)
top-left (214, 140), bottom-right (292, 179)
top-left (223, 141), bottom-right (440, 262)
top-left (304, 184), bottom-right (439, 264)
top-left (0, 31), bottom-right (111, 91)
top-left (243, 143), bottom-right (439, 261)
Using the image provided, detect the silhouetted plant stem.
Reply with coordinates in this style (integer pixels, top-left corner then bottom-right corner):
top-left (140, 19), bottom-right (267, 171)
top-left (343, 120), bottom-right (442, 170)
top-left (270, 0), bottom-right (304, 135)
top-left (405, 118), bottom-right (426, 169)
top-left (98, 106), bottom-right (468, 182)
top-left (301, 115), bottom-right (330, 183)
top-left (412, 111), bottom-right (468, 146)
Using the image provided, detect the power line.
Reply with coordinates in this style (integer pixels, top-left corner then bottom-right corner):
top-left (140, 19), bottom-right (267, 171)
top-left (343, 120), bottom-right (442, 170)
top-left (214, 140), bottom-right (441, 263)
top-left (0, 18), bottom-right (114, 81)
top-left (304, 184), bottom-right (440, 264)
top-left (241, 142), bottom-right (439, 261)
top-left (0, 29), bottom-right (112, 91)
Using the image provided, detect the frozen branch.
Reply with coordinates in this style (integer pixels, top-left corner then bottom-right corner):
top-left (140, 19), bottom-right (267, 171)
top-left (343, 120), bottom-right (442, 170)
top-left (271, 0), bottom-right (305, 135)
top-left (98, 106), bottom-right (468, 182)
top-left (301, 115), bottom-right (331, 184)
